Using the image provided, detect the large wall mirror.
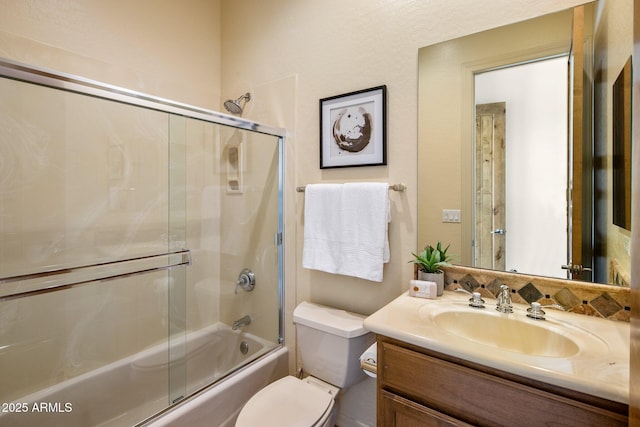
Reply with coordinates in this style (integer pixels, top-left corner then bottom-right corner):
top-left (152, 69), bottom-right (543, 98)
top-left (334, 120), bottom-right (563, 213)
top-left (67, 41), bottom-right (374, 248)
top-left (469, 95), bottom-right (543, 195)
top-left (418, 0), bottom-right (632, 288)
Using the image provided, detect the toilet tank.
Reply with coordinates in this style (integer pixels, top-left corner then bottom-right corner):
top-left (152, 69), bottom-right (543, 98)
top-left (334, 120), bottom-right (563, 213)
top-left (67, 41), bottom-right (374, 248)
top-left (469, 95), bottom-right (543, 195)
top-left (293, 301), bottom-right (375, 388)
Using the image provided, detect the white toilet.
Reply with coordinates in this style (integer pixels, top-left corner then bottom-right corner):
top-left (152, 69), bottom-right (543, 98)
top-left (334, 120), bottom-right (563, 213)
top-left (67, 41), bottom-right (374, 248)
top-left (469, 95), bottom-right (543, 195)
top-left (236, 301), bottom-right (374, 427)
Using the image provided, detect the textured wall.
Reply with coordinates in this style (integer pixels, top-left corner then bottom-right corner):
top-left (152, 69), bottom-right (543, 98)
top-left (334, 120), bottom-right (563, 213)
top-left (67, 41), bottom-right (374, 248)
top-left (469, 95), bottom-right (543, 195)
top-left (0, 0), bottom-right (221, 109)
top-left (220, 0), bottom-right (590, 324)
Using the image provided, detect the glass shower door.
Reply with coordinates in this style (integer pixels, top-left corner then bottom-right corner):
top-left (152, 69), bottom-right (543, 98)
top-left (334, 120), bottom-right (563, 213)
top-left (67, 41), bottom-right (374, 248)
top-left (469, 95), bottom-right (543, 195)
top-left (0, 76), bottom-right (185, 426)
top-left (181, 119), bottom-right (282, 396)
top-left (0, 59), bottom-right (285, 426)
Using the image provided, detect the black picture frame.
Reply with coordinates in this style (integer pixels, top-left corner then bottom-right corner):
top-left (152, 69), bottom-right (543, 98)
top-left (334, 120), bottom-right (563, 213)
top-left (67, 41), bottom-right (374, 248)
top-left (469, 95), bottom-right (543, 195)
top-left (319, 85), bottom-right (387, 168)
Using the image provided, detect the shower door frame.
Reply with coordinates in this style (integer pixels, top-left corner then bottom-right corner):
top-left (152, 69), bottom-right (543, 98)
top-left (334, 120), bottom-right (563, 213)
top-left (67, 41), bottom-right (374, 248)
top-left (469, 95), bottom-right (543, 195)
top-left (0, 59), bottom-right (285, 135)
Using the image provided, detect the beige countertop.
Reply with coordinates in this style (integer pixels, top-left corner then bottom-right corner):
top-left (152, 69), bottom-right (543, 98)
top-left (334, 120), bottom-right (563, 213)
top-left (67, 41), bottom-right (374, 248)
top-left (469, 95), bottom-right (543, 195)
top-left (363, 290), bottom-right (629, 404)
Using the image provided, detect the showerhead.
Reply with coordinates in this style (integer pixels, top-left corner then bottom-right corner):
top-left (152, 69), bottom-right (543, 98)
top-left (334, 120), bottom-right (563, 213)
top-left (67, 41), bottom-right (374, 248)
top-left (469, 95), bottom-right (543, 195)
top-left (224, 92), bottom-right (251, 115)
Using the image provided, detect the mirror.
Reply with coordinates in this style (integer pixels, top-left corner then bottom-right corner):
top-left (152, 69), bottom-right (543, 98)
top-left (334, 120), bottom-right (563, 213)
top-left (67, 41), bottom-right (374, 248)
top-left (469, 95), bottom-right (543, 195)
top-left (418, 1), bottom-right (632, 287)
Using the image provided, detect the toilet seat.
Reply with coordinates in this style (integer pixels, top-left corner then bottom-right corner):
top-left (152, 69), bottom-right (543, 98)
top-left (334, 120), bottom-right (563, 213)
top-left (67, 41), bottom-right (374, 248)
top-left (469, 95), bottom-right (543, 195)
top-left (236, 376), bottom-right (334, 427)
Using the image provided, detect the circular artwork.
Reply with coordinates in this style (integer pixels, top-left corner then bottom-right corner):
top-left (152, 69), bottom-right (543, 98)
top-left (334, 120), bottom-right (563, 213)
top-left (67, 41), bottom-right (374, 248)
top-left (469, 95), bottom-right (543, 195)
top-left (332, 106), bottom-right (372, 152)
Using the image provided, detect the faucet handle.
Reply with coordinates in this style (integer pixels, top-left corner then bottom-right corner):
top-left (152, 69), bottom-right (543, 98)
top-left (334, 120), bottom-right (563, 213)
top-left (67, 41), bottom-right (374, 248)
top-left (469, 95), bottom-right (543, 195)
top-left (526, 302), bottom-right (564, 320)
top-left (453, 287), bottom-right (485, 308)
top-left (469, 292), bottom-right (485, 309)
top-left (235, 268), bottom-right (255, 294)
top-left (526, 302), bottom-right (546, 320)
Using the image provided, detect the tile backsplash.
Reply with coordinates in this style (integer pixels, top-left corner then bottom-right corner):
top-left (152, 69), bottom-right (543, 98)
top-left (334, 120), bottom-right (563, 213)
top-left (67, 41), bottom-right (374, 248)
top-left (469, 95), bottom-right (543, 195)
top-left (441, 265), bottom-right (630, 322)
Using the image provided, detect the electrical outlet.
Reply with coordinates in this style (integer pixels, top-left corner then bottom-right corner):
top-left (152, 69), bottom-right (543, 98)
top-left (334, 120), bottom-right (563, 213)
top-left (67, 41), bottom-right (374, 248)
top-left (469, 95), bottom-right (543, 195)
top-left (442, 209), bottom-right (461, 223)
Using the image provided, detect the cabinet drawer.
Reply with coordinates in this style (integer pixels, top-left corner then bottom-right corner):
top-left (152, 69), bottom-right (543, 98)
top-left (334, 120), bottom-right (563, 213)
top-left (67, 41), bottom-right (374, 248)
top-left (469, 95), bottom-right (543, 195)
top-left (380, 341), bottom-right (627, 426)
top-left (381, 389), bottom-right (473, 427)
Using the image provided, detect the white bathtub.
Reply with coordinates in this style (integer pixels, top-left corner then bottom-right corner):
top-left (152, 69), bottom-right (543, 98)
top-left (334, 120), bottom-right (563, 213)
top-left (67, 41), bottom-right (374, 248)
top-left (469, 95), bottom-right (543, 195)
top-left (144, 346), bottom-right (288, 427)
top-left (0, 323), bottom-right (287, 427)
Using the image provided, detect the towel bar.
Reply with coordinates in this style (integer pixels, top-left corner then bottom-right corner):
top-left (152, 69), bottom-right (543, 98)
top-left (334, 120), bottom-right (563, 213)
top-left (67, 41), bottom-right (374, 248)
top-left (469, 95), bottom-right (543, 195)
top-left (0, 249), bottom-right (192, 302)
top-left (296, 183), bottom-right (406, 192)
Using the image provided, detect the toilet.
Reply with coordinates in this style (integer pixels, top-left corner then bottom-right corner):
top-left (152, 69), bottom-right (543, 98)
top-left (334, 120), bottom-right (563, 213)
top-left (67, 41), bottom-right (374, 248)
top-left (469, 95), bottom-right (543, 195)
top-left (236, 301), bottom-right (374, 427)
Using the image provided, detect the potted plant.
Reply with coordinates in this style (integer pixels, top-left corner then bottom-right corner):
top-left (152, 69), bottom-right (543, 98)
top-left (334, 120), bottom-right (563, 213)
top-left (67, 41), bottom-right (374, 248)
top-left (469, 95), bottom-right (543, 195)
top-left (409, 242), bottom-right (454, 296)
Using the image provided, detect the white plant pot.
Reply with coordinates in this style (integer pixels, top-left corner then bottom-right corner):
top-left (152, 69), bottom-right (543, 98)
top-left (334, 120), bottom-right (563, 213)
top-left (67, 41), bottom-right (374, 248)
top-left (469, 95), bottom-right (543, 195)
top-left (418, 270), bottom-right (444, 296)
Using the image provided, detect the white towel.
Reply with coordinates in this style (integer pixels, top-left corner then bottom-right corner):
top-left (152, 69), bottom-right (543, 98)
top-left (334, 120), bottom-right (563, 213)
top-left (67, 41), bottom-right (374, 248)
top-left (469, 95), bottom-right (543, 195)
top-left (302, 182), bottom-right (390, 282)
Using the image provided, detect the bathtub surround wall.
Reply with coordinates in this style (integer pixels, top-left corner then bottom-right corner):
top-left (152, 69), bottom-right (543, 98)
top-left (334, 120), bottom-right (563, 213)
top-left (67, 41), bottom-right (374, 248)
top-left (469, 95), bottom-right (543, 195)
top-left (218, 126), bottom-right (283, 342)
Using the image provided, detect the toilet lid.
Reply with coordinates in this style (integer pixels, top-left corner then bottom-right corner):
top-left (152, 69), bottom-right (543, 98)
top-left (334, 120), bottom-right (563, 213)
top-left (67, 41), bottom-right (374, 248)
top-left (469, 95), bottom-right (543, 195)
top-left (236, 376), bottom-right (333, 427)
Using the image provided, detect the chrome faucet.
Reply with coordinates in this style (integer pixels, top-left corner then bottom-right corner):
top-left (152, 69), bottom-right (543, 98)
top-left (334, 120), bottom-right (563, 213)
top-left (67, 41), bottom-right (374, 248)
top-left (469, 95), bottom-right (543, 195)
top-left (495, 285), bottom-right (513, 313)
top-left (232, 315), bottom-right (251, 330)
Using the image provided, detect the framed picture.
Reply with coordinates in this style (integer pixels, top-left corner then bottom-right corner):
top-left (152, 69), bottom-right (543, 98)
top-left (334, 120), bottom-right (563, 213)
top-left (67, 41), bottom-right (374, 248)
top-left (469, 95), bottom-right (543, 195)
top-left (319, 85), bottom-right (387, 168)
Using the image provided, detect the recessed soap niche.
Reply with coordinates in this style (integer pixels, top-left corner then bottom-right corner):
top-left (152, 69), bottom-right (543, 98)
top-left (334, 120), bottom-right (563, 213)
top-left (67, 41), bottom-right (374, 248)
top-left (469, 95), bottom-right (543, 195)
top-left (225, 133), bottom-right (244, 194)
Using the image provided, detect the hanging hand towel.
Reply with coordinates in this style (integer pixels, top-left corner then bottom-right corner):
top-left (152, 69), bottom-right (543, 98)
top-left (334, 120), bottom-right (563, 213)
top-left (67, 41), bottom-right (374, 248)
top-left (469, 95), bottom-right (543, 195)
top-left (302, 182), bottom-right (390, 282)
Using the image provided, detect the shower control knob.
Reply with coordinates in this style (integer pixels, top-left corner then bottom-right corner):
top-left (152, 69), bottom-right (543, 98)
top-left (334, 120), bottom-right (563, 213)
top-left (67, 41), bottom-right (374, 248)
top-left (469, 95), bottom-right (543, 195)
top-left (235, 268), bottom-right (256, 294)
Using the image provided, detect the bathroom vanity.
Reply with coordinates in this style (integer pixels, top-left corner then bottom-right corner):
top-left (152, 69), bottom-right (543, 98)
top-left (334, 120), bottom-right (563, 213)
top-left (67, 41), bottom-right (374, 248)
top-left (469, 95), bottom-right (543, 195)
top-left (364, 292), bottom-right (629, 426)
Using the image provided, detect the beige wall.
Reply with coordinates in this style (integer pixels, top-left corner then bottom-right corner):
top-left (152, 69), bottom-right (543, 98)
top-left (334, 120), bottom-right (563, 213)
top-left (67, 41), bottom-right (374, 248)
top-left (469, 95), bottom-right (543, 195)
top-left (219, 0), bottom-right (590, 342)
top-left (0, 0), bottom-right (221, 109)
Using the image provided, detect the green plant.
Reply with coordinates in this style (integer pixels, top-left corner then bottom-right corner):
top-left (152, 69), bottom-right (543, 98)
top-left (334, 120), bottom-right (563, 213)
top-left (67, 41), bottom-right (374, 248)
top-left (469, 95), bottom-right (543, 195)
top-left (409, 242), bottom-right (454, 273)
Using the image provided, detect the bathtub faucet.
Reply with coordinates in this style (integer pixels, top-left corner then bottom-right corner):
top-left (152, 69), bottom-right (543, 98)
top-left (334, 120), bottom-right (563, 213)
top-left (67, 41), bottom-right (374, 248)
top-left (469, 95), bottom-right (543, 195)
top-left (232, 315), bottom-right (252, 330)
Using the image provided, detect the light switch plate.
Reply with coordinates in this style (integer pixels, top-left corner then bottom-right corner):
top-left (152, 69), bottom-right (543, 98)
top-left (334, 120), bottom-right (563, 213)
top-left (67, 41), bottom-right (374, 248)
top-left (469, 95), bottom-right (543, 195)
top-left (442, 209), bottom-right (461, 223)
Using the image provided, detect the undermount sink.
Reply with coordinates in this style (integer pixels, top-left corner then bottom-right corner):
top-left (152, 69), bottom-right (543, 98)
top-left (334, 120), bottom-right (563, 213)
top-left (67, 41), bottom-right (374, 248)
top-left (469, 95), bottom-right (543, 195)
top-left (431, 310), bottom-right (579, 357)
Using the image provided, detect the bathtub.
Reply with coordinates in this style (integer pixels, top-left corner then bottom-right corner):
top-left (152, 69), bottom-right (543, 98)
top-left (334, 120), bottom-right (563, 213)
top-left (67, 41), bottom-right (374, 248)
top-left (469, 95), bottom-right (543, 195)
top-left (144, 346), bottom-right (288, 427)
top-left (0, 323), bottom-right (287, 427)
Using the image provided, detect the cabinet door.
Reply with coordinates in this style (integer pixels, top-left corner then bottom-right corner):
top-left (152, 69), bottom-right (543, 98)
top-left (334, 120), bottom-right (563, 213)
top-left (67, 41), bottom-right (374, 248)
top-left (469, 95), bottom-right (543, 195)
top-left (380, 340), bottom-right (628, 426)
top-left (380, 390), bottom-right (473, 427)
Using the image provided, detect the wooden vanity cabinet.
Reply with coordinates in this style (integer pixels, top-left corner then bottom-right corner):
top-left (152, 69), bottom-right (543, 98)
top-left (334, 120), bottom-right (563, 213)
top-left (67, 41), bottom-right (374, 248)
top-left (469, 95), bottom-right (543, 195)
top-left (377, 336), bottom-right (628, 427)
